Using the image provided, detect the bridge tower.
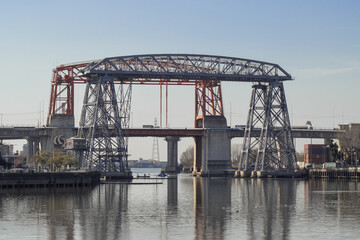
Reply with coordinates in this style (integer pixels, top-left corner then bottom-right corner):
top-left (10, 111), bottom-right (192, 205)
top-left (78, 75), bottom-right (132, 178)
top-left (238, 81), bottom-right (296, 177)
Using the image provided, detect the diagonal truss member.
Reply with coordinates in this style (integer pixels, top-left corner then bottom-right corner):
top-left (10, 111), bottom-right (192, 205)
top-left (239, 81), bottom-right (296, 172)
top-left (78, 75), bottom-right (132, 176)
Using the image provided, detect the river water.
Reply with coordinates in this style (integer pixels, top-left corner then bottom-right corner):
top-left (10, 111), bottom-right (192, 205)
top-left (1, 168), bottom-right (360, 239)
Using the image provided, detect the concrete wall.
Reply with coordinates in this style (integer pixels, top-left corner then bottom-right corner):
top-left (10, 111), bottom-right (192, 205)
top-left (48, 114), bottom-right (75, 128)
top-left (43, 114), bottom-right (77, 152)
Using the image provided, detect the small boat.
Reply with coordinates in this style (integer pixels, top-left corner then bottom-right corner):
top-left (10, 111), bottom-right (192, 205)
top-left (136, 174), bottom-right (151, 179)
top-left (158, 171), bottom-right (167, 177)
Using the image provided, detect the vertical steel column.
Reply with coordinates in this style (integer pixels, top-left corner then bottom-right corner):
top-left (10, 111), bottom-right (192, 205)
top-left (239, 82), bottom-right (296, 173)
top-left (239, 84), bottom-right (267, 171)
top-left (256, 81), bottom-right (296, 171)
top-left (117, 79), bottom-right (132, 170)
top-left (78, 75), bottom-right (131, 176)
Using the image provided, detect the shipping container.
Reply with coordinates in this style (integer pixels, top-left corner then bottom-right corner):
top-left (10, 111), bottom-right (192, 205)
top-left (304, 144), bottom-right (329, 164)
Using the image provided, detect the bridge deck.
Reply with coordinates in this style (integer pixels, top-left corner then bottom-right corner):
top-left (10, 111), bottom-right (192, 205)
top-left (0, 127), bottom-right (344, 140)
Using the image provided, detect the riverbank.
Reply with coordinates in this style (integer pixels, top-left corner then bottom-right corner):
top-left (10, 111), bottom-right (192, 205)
top-left (309, 167), bottom-right (360, 180)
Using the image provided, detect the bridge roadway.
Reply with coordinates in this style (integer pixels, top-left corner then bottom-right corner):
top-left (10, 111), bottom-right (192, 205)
top-left (0, 126), bottom-right (344, 140)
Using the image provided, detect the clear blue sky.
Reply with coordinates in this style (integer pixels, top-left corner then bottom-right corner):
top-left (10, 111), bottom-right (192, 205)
top-left (0, 0), bottom-right (359, 158)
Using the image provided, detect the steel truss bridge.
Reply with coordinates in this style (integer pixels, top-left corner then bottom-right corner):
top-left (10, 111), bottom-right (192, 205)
top-left (47, 54), bottom-right (295, 176)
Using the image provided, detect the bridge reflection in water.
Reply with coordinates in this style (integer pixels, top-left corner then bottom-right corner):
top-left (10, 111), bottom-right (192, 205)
top-left (1, 177), bottom-right (360, 239)
top-left (193, 177), bottom-right (231, 240)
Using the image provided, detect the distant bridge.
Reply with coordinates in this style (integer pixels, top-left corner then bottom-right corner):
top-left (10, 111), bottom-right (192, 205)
top-left (0, 126), bottom-right (344, 140)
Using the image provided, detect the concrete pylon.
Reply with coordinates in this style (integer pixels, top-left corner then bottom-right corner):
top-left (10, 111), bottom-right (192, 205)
top-left (193, 116), bottom-right (232, 177)
top-left (26, 137), bottom-right (34, 164)
top-left (26, 137), bottom-right (40, 165)
top-left (165, 136), bottom-right (180, 174)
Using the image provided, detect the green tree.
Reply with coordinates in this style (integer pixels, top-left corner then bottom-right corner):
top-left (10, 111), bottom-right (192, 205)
top-left (32, 150), bottom-right (77, 169)
top-left (32, 151), bottom-right (52, 165)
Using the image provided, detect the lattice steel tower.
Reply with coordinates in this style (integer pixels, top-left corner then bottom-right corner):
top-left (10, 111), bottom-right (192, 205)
top-left (239, 81), bottom-right (296, 173)
top-left (78, 75), bottom-right (132, 177)
top-left (152, 118), bottom-right (160, 162)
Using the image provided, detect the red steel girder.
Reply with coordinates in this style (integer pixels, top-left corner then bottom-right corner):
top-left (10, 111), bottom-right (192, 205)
top-left (195, 80), bottom-right (224, 127)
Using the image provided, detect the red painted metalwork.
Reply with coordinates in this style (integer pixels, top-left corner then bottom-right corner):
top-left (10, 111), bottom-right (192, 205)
top-left (48, 54), bottom-right (291, 126)
top-left (47, 62), bottom-right (224, 126)
top-left (195, 80), bottom-right (224, 126)
top-left (47, 63), bottom-right (88, 125)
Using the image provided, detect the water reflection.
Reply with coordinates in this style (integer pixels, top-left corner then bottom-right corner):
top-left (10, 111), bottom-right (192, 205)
top-left (1, 178), bottom-right (360, 239)
top-left (305, 180), bottom-right (360, 222)
top-left (0, 187), bottom-right (94, 239)
top-left (79, 184), bottom-right (129, 240)
top-left (194, 177), bottom-right (232, 240)
top-left (234, 179), bottom-right (298, 240)
top-left (167, 178), bottom-right (178, 208)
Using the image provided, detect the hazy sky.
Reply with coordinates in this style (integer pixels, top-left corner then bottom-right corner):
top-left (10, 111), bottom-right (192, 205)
top-left (0, 0), bottom-right (359, 159)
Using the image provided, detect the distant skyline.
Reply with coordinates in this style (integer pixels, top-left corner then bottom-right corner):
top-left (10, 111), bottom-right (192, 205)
top-left (0, 0), bottom-right (359, 159)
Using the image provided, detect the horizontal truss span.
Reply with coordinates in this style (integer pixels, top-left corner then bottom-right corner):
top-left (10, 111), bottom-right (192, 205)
top-left (82, 54), bottom-right (292, 83)
top-left (48, 54), bottom-right (292, 123)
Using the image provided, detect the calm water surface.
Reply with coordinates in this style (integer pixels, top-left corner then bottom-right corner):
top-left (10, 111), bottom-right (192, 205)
top-left (1, 169), bottom-right (360, 239)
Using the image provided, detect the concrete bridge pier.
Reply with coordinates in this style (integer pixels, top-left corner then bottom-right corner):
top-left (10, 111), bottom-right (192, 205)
top-left (26, 137), bottom-right (39, 164)
top-left (165, 136), bottom-right (180, 174)
top-left (193, 116), bottom-right (232, 177)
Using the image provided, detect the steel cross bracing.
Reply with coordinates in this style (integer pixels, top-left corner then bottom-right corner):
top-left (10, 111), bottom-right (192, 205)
top-left (78, 75), bottom-right (131, 175)
top-left (195, 80), bottom-right (224, 122)
top-left (47, 62), bottom-right (89, 125)
top-left (47, 54), bottom-right (291, 124)
top-left (239, 82), bottom-right (296, 172)
top-left (239, 84), bottom-right (267, 170)
top-left (81, 54), bottom-right (291, 82)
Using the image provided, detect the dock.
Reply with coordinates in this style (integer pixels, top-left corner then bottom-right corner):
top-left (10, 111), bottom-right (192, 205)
top-left (309, 167), bottom-right (360, 180)
top-left (0, 171), bottom-right (101, 189)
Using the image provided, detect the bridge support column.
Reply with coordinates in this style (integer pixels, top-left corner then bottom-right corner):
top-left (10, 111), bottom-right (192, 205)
top-left (26, 138), bottom-right (34, 164)
top-left (194, 116), bottom-right (232, 177)
top-left (165, 136), bottom-right (180, 174)
top-left (193, 136), bottom-right (202, 174)
top-left (26, 137), bottom-right (40, 165)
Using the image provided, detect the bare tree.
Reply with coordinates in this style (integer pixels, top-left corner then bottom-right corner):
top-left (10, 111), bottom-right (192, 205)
top-left (179, 146), bottom-right (194, 168)
top-left (231, 143), bottom-right (242, 167)
top-left (340, 125), bottom-right (360, 166)
top-left (295, 152), bottom-right (304, 162)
